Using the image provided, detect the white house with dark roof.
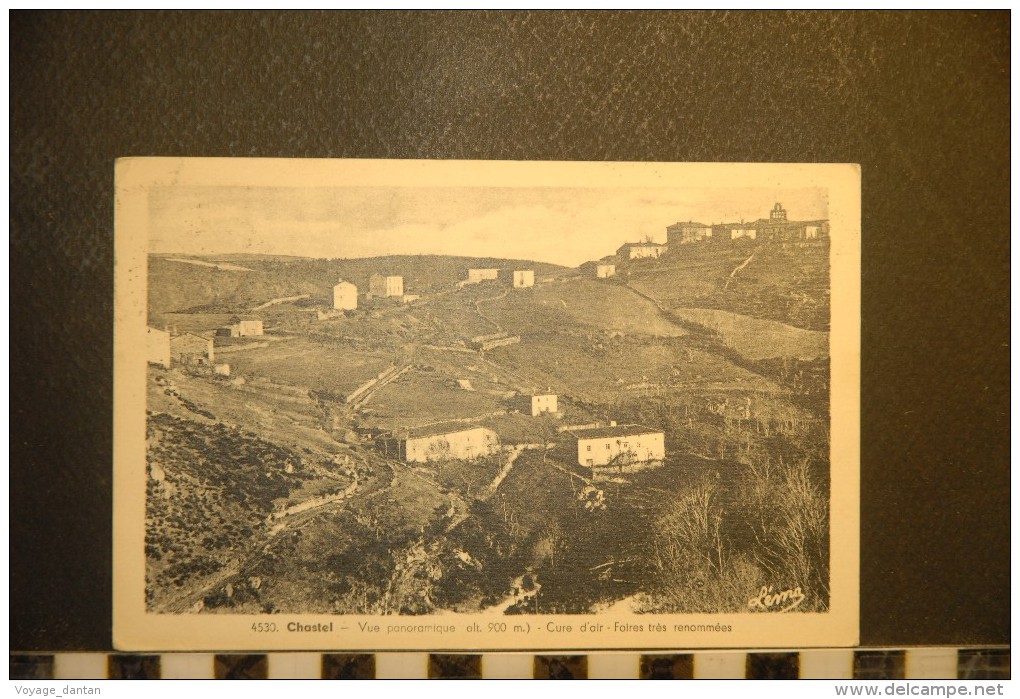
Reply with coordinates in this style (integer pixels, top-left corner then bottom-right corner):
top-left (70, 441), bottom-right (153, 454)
top-left (384, 425), bottom-right (500, 463)
top-left (568, 424), bottom-right (664, 468)
top-left (616, 242), bottom-right (666, 260)
top-left (219, 315), bottom-right (264, 337)
top-left (666, 221), bottom-right (713, 245)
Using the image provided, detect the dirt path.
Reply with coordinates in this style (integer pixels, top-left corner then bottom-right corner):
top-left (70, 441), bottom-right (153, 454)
top-left (478, 444), bottom-right (549, 502)
top-left (267, 478), bottom-right (359, 535)
top-left (251, 294), bottom-right (310, 312)
top-left (723, 251), bottom-right (756, 290)
top-left (347, 365), bottom-right (412, 409)
top-left (159, 457), bottom-right (381, 615)
top-left (473, 287), bottom-right (510, 333)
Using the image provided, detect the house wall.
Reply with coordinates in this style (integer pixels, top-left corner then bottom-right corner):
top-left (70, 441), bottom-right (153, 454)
top-left (513, 270), bottom-right (534, 288)
top-left (403, 427), bottom-right (499, 462)
top-left (667, 225), bottom-right (712, 244)
top-left (627, 245), bottom-right (664, 259)
top-left (530, 394), bottom-right (557, 416)
top-left (170, 334), bottom-right (213, 364)
top-left (575, 431), bottom-right (664, 467)
top-left (235, 319), bottom-right (263, 337)
top-left (596, 264), bottom-right (616, 278)
top-left (147, 327), bottom-right (171, 368)
top-left (468, 268), bottom-right (500, 282)
top-left (333, 283), bottom-right (358, 310)
top-left (370, 275), bottom-right (404, 297)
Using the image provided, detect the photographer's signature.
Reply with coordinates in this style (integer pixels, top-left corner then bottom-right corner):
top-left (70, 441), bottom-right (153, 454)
top-left (747, 585), bottom-right (806, 613)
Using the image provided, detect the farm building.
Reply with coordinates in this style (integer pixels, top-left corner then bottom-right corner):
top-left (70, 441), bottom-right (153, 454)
top-left (567, 424), bottom-right (665, 468)
top-left (382, 425), bottom-right (500, 463)
top-left (711, 204), bottom-right (829, 244)
top-left (512, 270), bottom-right (535, 288)
top-left (596, 263), bottom-right (616, 279)
top-left (468, 331), bottom-right (520, 351)
top-left (218, 316), bottom-right (264, 337)
top-left (170, 332), bottom-right (214, 366)
top-left (724, 226), bottom-right (758, 241)
top-left (468, 268), bottom-right (499, 283)
top-left (528, 393), bottom-right (558, 417)
top-left (744, 203), bottom-right (826, 242)
top-left (666, 221), bottom-right (713, 245)
top-left (146, 327), bottom-right (171, 368)
top-left (616, 242), bottom-right (667, 259)
top-left (333, 280), bottom-right (358, 310)
top-left (459, 268), bottom-right (500, 288)
top-left (369, 274), bottom-right (404, 298)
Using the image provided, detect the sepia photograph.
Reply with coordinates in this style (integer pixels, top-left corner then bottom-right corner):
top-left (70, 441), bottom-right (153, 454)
top-left (114, 159), bottom-right (859, 650)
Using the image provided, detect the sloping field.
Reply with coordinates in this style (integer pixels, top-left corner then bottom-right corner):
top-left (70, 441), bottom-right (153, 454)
top-left (362, 371), bottom-right (504, 430)
top-left (671, 307), bottom-right (829, 361)
top-left (485, 279), bottom-right (687, 338)
top-left (486, 333), bottom-right (772, 403)
top-left (226, 338), bottom-right (393, 397)
top-left (627, 242), bottom-right (830, 330)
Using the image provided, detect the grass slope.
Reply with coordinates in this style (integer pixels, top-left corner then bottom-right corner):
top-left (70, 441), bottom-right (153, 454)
top-left (625, 241), bottom-right (830, 331)
top-left (149, 253), bottom-right (567, 317)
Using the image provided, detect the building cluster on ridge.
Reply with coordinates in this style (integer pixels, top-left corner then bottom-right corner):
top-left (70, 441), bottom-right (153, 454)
top-left (593, 203), bottom-right (830, 275)
top-left (666, 203), bottom-right (829, 246)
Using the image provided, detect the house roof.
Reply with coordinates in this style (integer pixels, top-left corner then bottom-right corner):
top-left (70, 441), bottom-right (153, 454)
top-left (404, 424), bottom-right (494, 440)
top-left (172, 331), bottom-right (212, 342)
top-left (668, 221), bottom-right (710, 229)
top-left (715, 218), bottom-right (828, 230)
top-left (568, 424), bottom-right (662, 439)
top-left (618, 242), bottom-right (666, 249)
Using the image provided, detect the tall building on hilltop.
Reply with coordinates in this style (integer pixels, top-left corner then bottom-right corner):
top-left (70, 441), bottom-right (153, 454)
top-left (666, 221), bottom-right (713, 245)
top-left (333, 279), bottom-right (358, 310)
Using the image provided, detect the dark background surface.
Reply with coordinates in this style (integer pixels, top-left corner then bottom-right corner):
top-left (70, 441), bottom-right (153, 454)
top-left (10, 10), bottom-right (1009, 650)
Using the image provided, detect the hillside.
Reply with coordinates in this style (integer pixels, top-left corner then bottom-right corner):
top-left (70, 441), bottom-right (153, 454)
top-left (623, 241), bottom-right (830, 331)
top-left (148, 253), bottom-right (567, 319)
top-left (484, 279), bottom-right (687, 338)
top-left (144, 244), bottom-right (832, 617)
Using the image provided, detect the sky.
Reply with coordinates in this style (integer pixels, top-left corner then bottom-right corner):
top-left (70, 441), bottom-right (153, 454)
top-left (148, 185), bottom-right (829, 267)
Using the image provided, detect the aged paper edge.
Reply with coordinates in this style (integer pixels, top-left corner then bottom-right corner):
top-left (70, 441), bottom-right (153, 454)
top-left (113, 158), bottom-right (860, 651)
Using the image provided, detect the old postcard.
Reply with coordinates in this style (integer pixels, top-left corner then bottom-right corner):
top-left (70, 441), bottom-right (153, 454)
top-left (113, 158), bottom-right (860, 650)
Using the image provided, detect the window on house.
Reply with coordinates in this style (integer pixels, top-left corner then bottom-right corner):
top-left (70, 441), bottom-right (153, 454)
top-left (586, 445), bottom-right (591, 452)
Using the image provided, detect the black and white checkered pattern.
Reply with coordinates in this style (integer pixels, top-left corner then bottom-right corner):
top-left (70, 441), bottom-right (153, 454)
top-left (9, 649), bottom-right (1010, 679)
